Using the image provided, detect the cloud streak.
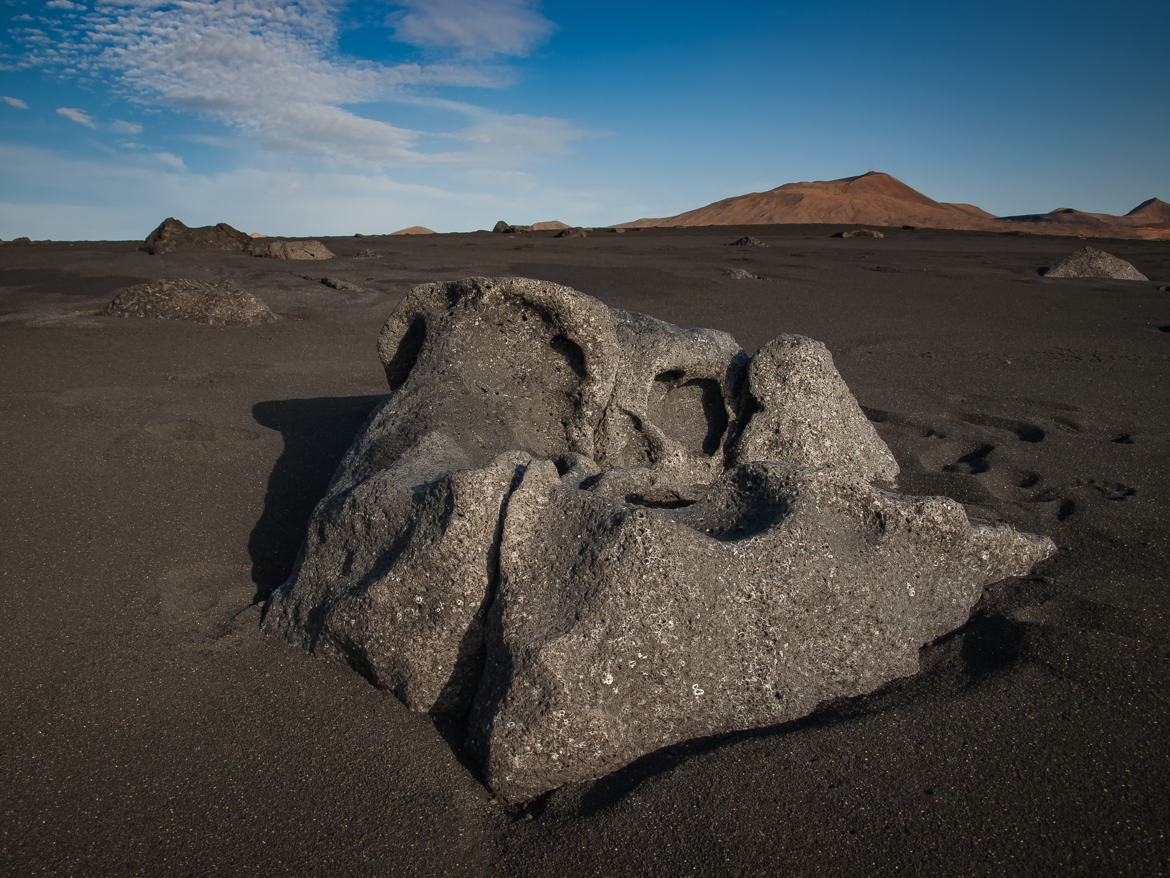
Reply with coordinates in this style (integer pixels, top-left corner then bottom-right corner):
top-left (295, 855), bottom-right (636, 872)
top-left (3, 96), bottom-right (29, 109)
top-left (388, 0), bottom-right (555, 56)
top-left (56, 106), bottom-right (96, 128)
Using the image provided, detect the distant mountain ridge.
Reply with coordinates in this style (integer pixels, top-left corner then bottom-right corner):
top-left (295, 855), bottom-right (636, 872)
top-left (618, 172), bottom-right (1167, 238)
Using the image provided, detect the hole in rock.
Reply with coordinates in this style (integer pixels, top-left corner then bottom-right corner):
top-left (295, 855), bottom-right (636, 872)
top-left (649, 371), bottom-right (729, 457)
top-left (385, 315), bottom-right (426, 391)
top-left (624, 493), bottom-right (695, 510)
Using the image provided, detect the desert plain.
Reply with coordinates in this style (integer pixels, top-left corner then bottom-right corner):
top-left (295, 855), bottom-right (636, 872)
top-left (1, 223), bottom-right (1168, 874)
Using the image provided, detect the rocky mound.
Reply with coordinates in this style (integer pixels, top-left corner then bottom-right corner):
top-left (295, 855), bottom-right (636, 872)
top-left (836, 228), bottom-right (885, 239)
top-left (555, 227), bottom-right (588, 238)
top-left (250, 239), bottom-right (334, 260)
top-left (492, 221), bottom-right (534, 234)
top-left (390, 226), bottom-right (436, 235)
top-left (1044, 246), bottom-right (1148, 281)
top-left (142, 218), bottom-right (252, 255)
top-left (105, 278), bottom-right (276, 326)
top-left (730, 235), bottom-right (767, 247)
top-left (262, 277), bottom-right (1054, 804)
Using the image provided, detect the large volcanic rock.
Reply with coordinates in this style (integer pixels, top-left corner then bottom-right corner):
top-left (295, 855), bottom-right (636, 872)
top-left (263, 276), bottom-right (1054, 804)
top-left (1044, 246), bottom-right (1148, 281)
top-left (142, 218), bottom-right (252, 255)
top-left (106, 278), bottom-right (276, 326)
top-left (250, 238), bottom-right (334, 260)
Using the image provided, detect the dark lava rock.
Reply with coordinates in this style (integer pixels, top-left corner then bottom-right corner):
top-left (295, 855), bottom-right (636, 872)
top-left (251, 238), bottom-right (334, 260)
top-left (1043, 246), bottom-right (1148, 281)
top-left (730, 235), bottom-right (767, 247)
top-left (263, 276), bottom-right (1054, 804)
top-left (142, 217), bottom-right (251, 255)
top-left (105, 278), bottom-right (276, 326)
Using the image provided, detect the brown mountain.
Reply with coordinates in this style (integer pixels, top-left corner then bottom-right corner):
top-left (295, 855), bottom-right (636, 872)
top-left (1124, 198), bottom-right (1170, 225)
top-left (619, 172), bottom-right (997, 230)
top-left (390, 226), bottom-right (435, 235)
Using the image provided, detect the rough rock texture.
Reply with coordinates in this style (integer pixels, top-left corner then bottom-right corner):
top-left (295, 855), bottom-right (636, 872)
top-left (730, 235), bottom-right (767, 247)
top-left (1044, 246), bottom-right (1148, 281)
top-left (264, 276), bottom-right (1054, 804)
top-left (142, 217), bottom-right (252, 255)
top-left (726, 268), bottom-right (762, 280)
top-left (836, 229), bottom-right (885, 239)
top-left (105, 278), bottom-right (276, 326)
top-left (251, 238), bottom-right (335, 260)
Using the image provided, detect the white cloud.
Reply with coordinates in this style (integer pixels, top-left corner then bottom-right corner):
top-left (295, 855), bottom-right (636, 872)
top-left (112, 119), bottom-right (144, 134)
top-left (153, 151), bottom-right (186, 171)
top-left (3, 96), bottom-right (29, 109)
top-left (4, 0), bottom-right (580, 170)
top-left (46, 0), bottom-right (83, 9)
top-left (388, 0), bottom-right (555, 56)
top-left (56, 106), bottom-right (96, 128)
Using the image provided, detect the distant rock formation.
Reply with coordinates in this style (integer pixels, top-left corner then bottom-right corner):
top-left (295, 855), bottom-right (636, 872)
top-left (532, 220), bottom-right (571, 231)
top-left (142, 218), bottom-right (252, 255)
top-left (555, 227), bottom-right (588, 238)
top-left (492, 221), bottom-right (533, 234)
top-left (251, 239), bottom-right (334, 260)
top-left (263, 276), bottom-right (1055, 805)
top-left (730, 235), bottom-right (767, 247)
top-left (836, 229), bottom-right (885, 239)
top-left (390, 226), bottom-right (436, 235)
top-left (1044, 246), bottom-right (1148, 281)
top-left (105, 278), bottom-right (276, 326)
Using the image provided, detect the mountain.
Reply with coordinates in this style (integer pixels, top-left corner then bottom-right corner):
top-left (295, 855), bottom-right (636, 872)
top-left (390, 226), bottom-right (435, 235)
top-left (617, 172), bottom-right (1166, 239)
top-left (619, 172), bottom-right (997, 230)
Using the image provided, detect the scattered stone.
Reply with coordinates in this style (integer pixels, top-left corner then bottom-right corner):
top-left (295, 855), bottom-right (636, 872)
top-left (355, 249), bottom-right (381, 258)
top-left (730, 235), bottom-right (767, 247)
top-left (870, 265), bottom-right (899, 272)
top-left (264, 276), bottom-right (1054, 805)
top-left (142, 217), bottom-right (252, 255)
top-left (556, 227), bottom-right (588, 238)
top-left (305, 276), bottom-right (362, 291)
top-left (1043, 246), bottom-right (1148, 281)
top-left (251, 238), bottom-right (334, 260)
top-left (835, 229), bottom-right (885, 239)
top-left (902, 225), bottom-right (918, 231)
top-left (105, 278), bottom-right (276, 326)
top-left (725, 268), bottom-right (762, 280)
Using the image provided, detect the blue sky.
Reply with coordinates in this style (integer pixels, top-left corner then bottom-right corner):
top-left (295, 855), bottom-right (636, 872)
top-left (1, 0), bottom-right (1167, 239)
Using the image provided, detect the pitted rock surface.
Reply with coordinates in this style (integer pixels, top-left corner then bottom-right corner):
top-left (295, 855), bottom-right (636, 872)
top-left (106, 278), bottom-right (276, 326)
top-left (1044, 246), bottom-right (1148, 281)
top-left (263, 276), bottom-right (1054, 803)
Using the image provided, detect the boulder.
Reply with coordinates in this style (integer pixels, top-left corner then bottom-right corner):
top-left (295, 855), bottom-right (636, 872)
top-left (725, 268), bottom-right (761, 280)
top-left (836, 229), bottom-right (885, 239)
top-left (730, 235), bottom-right (767, 247)
top-left (556, 227), bottom-right (588, 238)
top-left (1044, 246), bottom-right (1148, 281)
top-left (251, 238), bottom-right (334, 260)
top-left (142, 217), bottom-right (251, 255)
top-left (491, 221), bottom-right (533, 234)
top-left (263, 276), bottom-right (1054, 804)
top-left (105, 278), bottom-right (276, 326)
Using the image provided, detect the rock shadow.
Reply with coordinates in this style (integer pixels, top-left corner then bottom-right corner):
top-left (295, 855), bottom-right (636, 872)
top-left (248, 395), bottom-right (384, 603)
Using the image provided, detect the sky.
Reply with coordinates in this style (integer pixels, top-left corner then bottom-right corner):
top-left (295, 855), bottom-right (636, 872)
top-left (0, 0), bottom-right (1167, 240)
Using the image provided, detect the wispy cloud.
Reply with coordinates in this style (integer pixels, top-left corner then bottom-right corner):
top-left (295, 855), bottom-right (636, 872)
top-left (4, 0), bottom-right (578, 168)
top-left (112, 119), bottom-right (144, 135)
top-left (388, 0), bottom-right (555, 56)
top-left (56, 106), bottom-right (96, 128)
top-left (46, 0), bottom-right (84, 9)
top-left (3, 96), bottom-right (29, 109)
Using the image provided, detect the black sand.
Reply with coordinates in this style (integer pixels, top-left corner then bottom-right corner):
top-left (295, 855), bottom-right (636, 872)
top-left (2, 226), bottom-right (1167, 874)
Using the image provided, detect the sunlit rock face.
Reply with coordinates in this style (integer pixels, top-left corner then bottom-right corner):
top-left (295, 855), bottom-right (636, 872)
top-left (263, 276), bottom-right (1054, 804)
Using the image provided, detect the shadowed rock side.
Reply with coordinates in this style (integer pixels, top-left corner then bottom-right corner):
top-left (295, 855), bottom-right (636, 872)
top-left (1043, 246), bottom-right (1148, 281)
top-left (263, 276), bottom-right (1055, 804)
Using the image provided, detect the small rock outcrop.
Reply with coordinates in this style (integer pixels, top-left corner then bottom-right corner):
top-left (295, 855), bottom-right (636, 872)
top-left (142, 218), bottom-right (252, 255)
top-left (492, 221), bottom-right (533, 234)
top-left (263, 276), bottom-right (1054, 804)
top-left (105, 278), bottom-right (276, 326)
top-left (1043, 246), bottom-right (1148, 281)
top-left (730, 235), bottom-right (767, 247)
top-left (251, 238), bottom-right (334, 260)
top-left (725, 268), bottom-right (762, 280)
top-left (836, 229), bottom-right (885, 239)
top-left (556, 227), bottom-right (588, 238)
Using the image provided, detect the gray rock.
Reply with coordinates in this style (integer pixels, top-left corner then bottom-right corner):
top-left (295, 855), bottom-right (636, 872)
top-left (725, 268), bottom-right (762, 280)
top-left (142, 217), bottom-right (251, 255)
top-left (311, 276), bottom-right (362, 291)
top-left (251, 238), bottom-right (334, 260)
top-left (264, 276), bottom-right (1054, 804)
top-left (1044, 246), bottom-right (1148, 281)
top-left (836, 229), bottom-right (885, 239)
top-left (730, 235), bottom-right (767, 247)
top-left (105, 278), bottom-right (276, 326)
